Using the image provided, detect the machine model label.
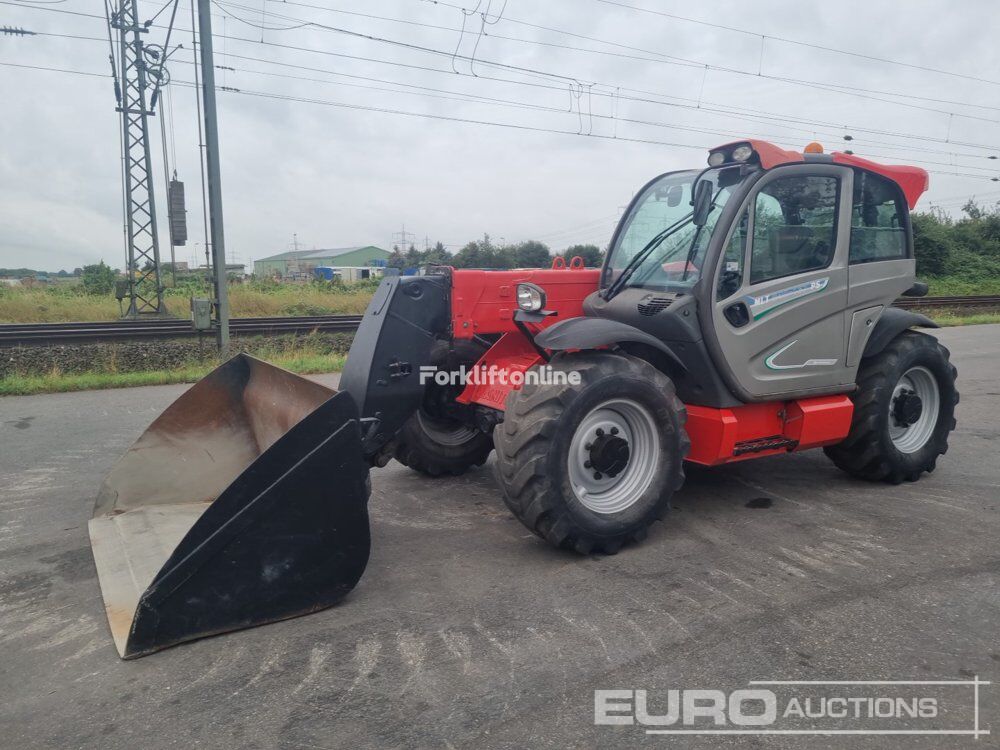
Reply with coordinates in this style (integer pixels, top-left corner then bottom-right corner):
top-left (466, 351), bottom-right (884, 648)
top-left (744, 277), bottom-right (829, 320)
top-left (765, 340), bottom-right (838, 370)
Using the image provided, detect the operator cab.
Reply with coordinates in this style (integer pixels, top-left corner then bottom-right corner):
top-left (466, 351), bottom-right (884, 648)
top-left (590, 139), bottom-right (929, 407)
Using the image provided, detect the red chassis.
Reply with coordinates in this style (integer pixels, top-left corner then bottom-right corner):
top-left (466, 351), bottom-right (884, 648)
top-left (450, 260), bottom-right (854, 466)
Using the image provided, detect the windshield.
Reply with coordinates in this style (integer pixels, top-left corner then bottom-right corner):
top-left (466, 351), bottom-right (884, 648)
top-left (604, 167), bottom-right (741, 293)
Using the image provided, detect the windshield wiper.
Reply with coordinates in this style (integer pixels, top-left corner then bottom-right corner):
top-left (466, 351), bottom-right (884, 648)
top-left (603, 211), bottom-right (694, 301)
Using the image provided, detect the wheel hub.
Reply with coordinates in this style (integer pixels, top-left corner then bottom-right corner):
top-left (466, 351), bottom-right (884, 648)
top-left (568, 399), bottom-right (660, 515)
top-left (888, 366), bottom-right (941, 454)
top-left (892, 390), bottom-right (923, 427)
top-left (588, 430), bottom-right (630, 478)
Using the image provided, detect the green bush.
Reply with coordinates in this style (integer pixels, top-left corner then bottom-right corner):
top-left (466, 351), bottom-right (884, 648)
top-left (80, 261), bottom-right (117, 296)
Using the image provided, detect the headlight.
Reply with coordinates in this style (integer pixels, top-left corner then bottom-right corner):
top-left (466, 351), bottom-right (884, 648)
top-left (707, 151), bottom-right (726, 167)
top-left (516, 282), bottom-right (546, 312)
top-left (731, 144), bottom-right (754, 162)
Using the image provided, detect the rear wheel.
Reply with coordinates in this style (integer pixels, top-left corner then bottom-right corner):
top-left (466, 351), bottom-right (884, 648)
top-left (393, 339), bottom-right (494, 477)
top-left (824, 331), bottom-right (958, 483)
top-left (494, 352), bottom-right (688, 554)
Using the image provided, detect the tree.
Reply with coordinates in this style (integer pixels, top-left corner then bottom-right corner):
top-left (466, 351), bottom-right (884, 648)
top-left (387, 244), bottom-right (407, 269)
top-left (423, 241), bottom-right (451, 265)
top-left (80, 261), bottom-right (118, 295)
top-left (453, 234), bottom-right (503, 268)
top-left (512, 240), bottom-right (551, 268)
top-left (404, 243), bottom-right (422, 268)
top-left (910, 213), bottom-right (952, 276)
top-left (563, 244), bottom-right (604, 267)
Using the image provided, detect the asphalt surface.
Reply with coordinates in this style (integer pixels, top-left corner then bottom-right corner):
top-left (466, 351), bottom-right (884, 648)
top-left (1, 325), bottom-right (998, 749)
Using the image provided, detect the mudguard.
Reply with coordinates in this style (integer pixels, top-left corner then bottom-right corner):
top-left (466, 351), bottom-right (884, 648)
top-left (862, 307), bottom-right (939, 358)
top-left (534, 316), bottom-right (687, 373)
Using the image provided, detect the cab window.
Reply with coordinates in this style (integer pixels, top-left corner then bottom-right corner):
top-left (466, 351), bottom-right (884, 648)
top-left (749, 175), bottom-right (839, 285)
top-left (850, 171), bottom-right (908, 263)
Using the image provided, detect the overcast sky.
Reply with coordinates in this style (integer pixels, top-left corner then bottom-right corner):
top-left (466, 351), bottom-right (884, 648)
top-left (2, 0), bottom-right (999, 272)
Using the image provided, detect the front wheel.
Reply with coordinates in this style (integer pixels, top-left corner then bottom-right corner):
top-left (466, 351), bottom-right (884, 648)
top-left (393, 340), bottom-right (494, 477)
top-left (824, 331), bottom-right (958, 483)
top-left (494, 352), bottom-right (689, 554)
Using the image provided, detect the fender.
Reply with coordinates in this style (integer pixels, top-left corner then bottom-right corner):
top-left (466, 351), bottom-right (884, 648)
top-left (862, 307), bottom-right (939, 359)
top-left (533, 316), bottom-right (687, 373)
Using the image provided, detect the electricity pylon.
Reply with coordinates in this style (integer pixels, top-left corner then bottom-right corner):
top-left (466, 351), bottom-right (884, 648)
top-left (110, 0), bottom-right (167, 316)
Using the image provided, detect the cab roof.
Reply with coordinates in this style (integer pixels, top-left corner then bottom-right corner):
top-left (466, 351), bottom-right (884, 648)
top-left (713, 139), bottom-right (930, 209)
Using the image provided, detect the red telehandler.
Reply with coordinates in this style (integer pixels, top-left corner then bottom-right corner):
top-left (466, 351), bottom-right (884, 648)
top-left (90, 140), bottom-right (957, 657)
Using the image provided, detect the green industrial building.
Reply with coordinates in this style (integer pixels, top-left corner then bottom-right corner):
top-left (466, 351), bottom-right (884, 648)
top-left (253, 245), bottom-right (390, 280)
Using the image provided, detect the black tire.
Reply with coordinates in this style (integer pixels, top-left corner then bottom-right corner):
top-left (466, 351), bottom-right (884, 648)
top-left (494, 352), bottom-right (689, 554)
top-left (393, 339), bottom-right (494, 477)
top-left (824, 331), bottom-right (958, 483)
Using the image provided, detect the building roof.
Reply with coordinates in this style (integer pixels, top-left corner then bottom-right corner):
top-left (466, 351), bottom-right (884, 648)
top-left (256, 245), bottom-right (387, 262)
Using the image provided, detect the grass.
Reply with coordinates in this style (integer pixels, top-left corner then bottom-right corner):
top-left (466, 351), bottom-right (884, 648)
top-left (4, 310), bottom-right (997, 397)
top-left (0, 282), bottom-right (376, 323)
top-left (0, 339), bottom-right (348, 396)
top-left (921, 276), bottom-right (1000, 296)
top-left (3, 274), bottom-right (1000, 324)
top-left (923, 311), bottom-right (1000, 327)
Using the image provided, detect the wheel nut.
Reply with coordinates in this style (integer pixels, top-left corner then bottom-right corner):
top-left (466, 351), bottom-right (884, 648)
top-left (593, 472), bottom-right (603, 480)
top-left (585, 443), bottom-right (592, 450)
top-left (610, 427), bottom-right (619, 435)
top-left (584, 460), bottom-right (592, 468)
top-left (596, 428), bottom-right (604, 437)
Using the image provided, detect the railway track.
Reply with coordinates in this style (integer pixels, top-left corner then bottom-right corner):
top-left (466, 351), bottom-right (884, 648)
top-left (0, 314), bottom-right (363, 346)
top-left (0, 296), bottom-right (996, 346)
top-left (893, 294), bottom-right (1000, 309)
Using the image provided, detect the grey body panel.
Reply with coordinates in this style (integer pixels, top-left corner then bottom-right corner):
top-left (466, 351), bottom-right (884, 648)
top-left (707, 164), bottom-right (856, 400)
top-left (701, 164), bottom-right (926, 401)
top-left (846, 305), bottom-right (885, 367)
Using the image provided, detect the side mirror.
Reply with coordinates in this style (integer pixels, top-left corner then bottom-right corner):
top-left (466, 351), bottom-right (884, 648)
top-left (692, 180), bottom-right (714, 226)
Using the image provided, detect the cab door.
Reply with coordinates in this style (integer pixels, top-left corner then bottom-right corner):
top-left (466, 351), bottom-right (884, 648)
top-left (711, 164), bottom-right (855, 400)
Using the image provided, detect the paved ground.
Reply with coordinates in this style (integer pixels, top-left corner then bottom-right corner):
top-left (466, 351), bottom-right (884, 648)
top-left (1, 326), bottom-right (998, 749)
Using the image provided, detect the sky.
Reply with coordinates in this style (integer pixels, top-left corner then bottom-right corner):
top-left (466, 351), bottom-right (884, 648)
top-left (2, 0), bottom-right (999, 273)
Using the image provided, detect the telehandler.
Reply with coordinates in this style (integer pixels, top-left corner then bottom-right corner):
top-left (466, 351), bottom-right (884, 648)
top-left (90, 140), bottom-right (957, 657)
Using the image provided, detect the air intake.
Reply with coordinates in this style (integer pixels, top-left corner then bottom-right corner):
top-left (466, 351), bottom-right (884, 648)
top-left (638, 296), bottom-right (674, 316)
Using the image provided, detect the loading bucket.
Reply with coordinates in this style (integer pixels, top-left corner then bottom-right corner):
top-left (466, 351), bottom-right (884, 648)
top-left (89, 354), bottom-right (371, 659)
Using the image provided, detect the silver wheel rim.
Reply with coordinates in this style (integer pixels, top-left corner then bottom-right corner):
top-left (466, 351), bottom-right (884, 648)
top-left (888, 366), bottom-right (940, 454)
top-left (567, 398), bottom-right (660, 514)
top-left (416, 410), bottom-right (478, 446)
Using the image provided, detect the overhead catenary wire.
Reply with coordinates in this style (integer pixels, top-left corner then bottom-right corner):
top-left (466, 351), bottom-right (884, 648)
top-left (3, 56), bottom-right (1000, 183)
top-left (593, 0), bottom-right (1000, 88)
top-left (8, 0), bottom-right (1000, 157)
top-left (15, 27), bottom-right (1000, 179)
top-left (215, 0), bottom-right (1000, 125)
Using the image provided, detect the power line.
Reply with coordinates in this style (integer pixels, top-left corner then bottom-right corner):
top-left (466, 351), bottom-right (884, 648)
top-left (593, 0), bottom-right (1000, 88)
top-left (39, 27), bottom-right (1000, 175)
top-left (5, 46), bottom-right (1000, 182)
top-left (9, 0), bottom-right (1000, 156)
top-left (195, 1), bottom-right (1000, 150)
top-left (219, 0), bottom-right (1000, 124)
